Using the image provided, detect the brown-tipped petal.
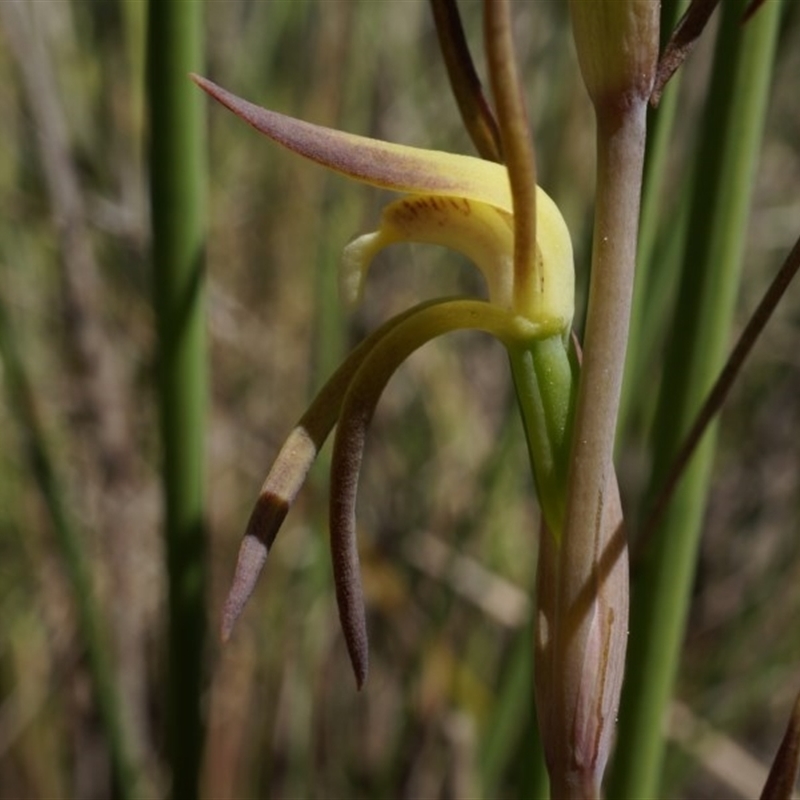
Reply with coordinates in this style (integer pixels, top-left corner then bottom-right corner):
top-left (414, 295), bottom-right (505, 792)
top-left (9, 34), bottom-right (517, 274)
top-left (327, 298), bottom-right (528, 688)
top-left (191, 74), bottom-right (512, 213)
top-left (760, 687), bottom-right (800, 800)
top-left (221, 535), bottom-right (269, 642)
top-left (218, 302), bottom-right (463, 643)
top-left (220, 426), bottom-right (317, 641)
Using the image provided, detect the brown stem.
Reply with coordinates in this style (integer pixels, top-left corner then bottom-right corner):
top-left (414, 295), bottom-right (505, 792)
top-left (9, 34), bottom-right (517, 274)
top-left (483, 0), bottom-right (538, 313)
top-left (638, 231), bottom-right (800, 557)
top-left (652, 0), bottom-right (722, 105)
top-left (553, 101), bottom-right (648, 797)
top-left (430, 0), bottom-right (503, 162)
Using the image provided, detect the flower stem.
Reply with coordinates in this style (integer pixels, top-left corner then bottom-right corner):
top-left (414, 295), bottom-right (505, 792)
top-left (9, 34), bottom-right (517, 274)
top-left (562, 101), bottom-right (647, 574)
top-left (483, 0), bottom-right (538, 315)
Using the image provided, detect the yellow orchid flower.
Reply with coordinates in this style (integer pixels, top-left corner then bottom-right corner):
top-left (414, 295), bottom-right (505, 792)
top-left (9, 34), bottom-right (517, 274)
top-left (193, 75), bottom-right (574, 337)
top-left (195, 3), bottom-right (633, 791)
top-left (195, 74), bottom-right (580, 689)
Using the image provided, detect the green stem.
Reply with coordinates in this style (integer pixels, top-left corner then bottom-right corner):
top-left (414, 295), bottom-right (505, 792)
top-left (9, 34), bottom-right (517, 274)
top-left (508, 336), bottom-right (577, 539)
top-left (508, 337), bottom-right (577, 797)
top-left (608, 1), bottom-right (782, 796)
top-left (147, 2), bottom-right (207, 796)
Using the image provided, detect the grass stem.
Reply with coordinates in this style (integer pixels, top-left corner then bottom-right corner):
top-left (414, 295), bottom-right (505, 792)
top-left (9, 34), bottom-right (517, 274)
top-left (147, 2), bottom-right (208, 795)
top-left (609, 1), bottom-right (782, 794)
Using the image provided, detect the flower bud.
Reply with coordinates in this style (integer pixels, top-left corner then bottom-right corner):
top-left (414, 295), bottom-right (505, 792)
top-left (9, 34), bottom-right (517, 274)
top-left (569, 0), bottom-right (660, 112)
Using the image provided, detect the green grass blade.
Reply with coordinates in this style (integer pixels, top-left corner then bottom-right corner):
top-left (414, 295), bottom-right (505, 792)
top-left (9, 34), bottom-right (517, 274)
top-left (608, 2), bottom-right (783, 796)
top-left (147, 2), bottom-right (208, 796)
top-left (479, 621), bottom-right (549, 799)
top-left (618, 0), bottom-right (688, 443)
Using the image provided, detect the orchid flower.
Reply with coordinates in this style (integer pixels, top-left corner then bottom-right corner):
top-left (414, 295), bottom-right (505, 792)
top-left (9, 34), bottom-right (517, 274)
top-left (194, 70), bottom-right (579, 643)
top-left (194, 5), bottom-right (629, 791)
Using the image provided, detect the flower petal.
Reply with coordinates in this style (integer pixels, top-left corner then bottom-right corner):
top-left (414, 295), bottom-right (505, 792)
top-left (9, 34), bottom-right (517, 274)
top-left (219, 299), bottom-right (463, 641)
top-left (328, 298), bottom-right (538, 688)
top-left (192, 74), bottom-right (512, 212)
top-left (342, 189), bottom-right (575, 331)
top-left (341, 195), bottom-right (514, 309)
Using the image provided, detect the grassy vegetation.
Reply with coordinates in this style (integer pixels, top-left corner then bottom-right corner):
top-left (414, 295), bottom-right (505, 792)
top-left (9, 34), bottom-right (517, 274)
top-left (0, 2), bottom-right (798, 798)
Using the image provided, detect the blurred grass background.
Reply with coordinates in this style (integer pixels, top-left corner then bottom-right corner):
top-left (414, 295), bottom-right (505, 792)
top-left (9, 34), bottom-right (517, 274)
top-left (0, 1), bottom-right (799, 798)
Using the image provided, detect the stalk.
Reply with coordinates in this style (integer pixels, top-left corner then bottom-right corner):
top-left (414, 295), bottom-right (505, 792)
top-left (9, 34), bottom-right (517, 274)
top-left (430, 0), bottom-right (503, 162)
top-left (147, 3), bottom-right (208, 797)
top-left (554, 105), bottom-right (647, 800)
top-left (551, 4), bottom-right (658, 795)
top-left (608, 1), bottom-right (782, 796)
top-left (484, 0), bottom-right (538, 316)
top-left (617, 0), bottom-right (688, 441)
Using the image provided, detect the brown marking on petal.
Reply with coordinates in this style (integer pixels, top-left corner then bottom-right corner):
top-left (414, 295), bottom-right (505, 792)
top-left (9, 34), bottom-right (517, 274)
top-left (391, 195), bottom-right (473, 229)
top-left (449, 196), bottom-right (472, 215)
top-left (192, 74), bottom-right (500, 202)
top-left (219, 427), bottom-right (317, 641)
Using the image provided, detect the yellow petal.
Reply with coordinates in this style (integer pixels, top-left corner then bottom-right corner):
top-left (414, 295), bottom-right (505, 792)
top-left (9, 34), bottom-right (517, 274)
top-left (193, 75), bottom-right (576, 332)
top-left (341, 195), bottom-right (514, 308)
top-left (193, 74), bottom-right (513, 212)
top-left (342, 188), bottom-right (575, 331)
top-left (535, 186), bottom-right (576, 331)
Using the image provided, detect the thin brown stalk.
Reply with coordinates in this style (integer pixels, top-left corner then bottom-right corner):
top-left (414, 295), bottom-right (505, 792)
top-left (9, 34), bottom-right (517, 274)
top-left (430, 0), bottom-right (503, 162)
top-left (652, 0), bottom-right (721, 105)
top-left (483, 0), bottom-right (538, 314)
top-left (760, 687), bottom-right (800, 800)
top-left (638, 232), bottom-right (800, 555)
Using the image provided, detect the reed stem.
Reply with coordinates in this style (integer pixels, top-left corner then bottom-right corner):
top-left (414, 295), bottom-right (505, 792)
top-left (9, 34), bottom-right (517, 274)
top-left (609, 1), bottom-right (782, 795)
top-left (147, 2), bottom-right (208, 795)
